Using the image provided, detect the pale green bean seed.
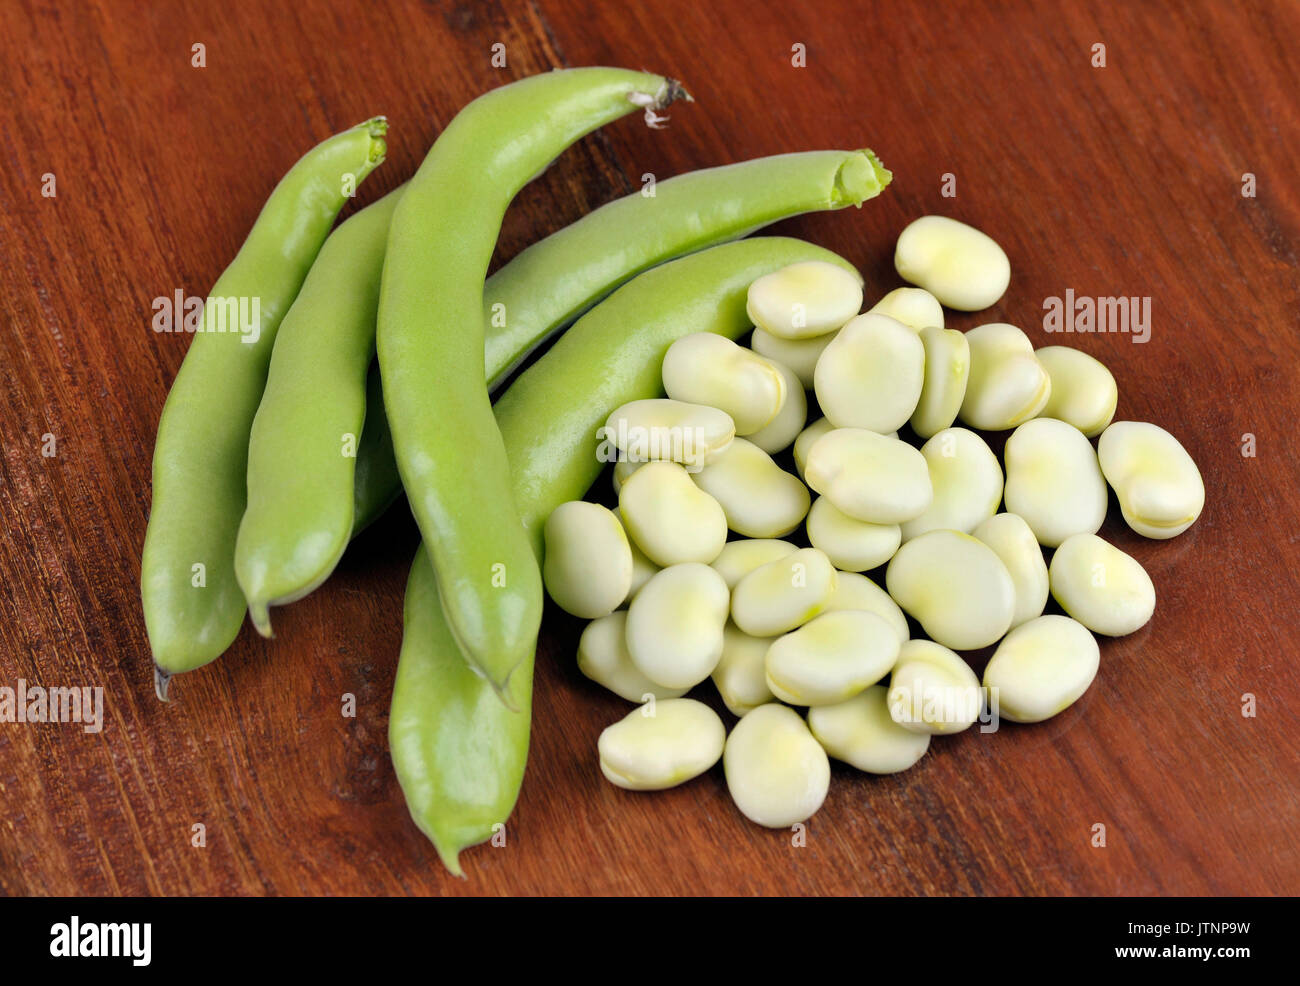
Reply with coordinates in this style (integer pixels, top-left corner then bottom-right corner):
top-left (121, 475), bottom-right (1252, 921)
top-left (808, 684), bottom-right (931, 773)
top-left (1097, 421), bottom-right (1205, 539)
top-left (886, 530), bottom-right (1015, 650)
top-left (543, 502), bottom-right (633, 618)
top-left (1036, 346), bottom-right (1118, 437)
top-left (887, 639), bottom-right (984, 735)
top-left (867, 286), bottom-right (944, 330)
top-left (804, 428), bottom-right (933, 524)
top-left (692, 438), bottom-right (810, 537)
top-left (619, 461), bottom-right (728, 566)
top-left (806, 496), bottom-right (901, 572)
top-left (1004, 418), bottom-right (1107, 548)
top-left (744, 358), bottom-right (808, 453)
top-left (724, 704), bottom-right (831, 828)
top-left (983, 615), bottom-right (1099, 723)
top-left (598, 698), bottom-right (725, 791)
top-left (712, 621), bottom-right (777, 717)
top-left (710, 538), bottom-right (799, 589)
top-left (662, 333), bottom-right (786, 435)
top-left (578, 612), bottom-right (687, 702)
top-left (611, 457), bottom-right (645, 493)
top-left (626, 563), bottom-right (731, 688)
top-left (822, 571), bottom-right (909, 644)
top-left (894, 215), bottom-right (1010, 311)
top-left (765, 610), bottom-right (900, 706)
top-left (625, 535), bottom-right (659, 602)
top-left (793, 417), bottom-right (834, 478)
top-left (746, 260), bottom-right (864, 340)
top-left (958, 323), bottom-right (1051, 431)
top-left (970, 513), bottom-right (1049, 628)
top-left (814, 313), bottom-right (925, 433)
top-left (731, 547), bottom-right (837, 637)
top-left (751, 327), bottom-right (836, 389)
top-left (604, 398), bottom-right (735, 468)
top-left (910, 326), bottom-right (970, 439)
top-left (900, 428), bottom-right (1003, 542)
top-left (1049, 533), bottom-right (1155, 636)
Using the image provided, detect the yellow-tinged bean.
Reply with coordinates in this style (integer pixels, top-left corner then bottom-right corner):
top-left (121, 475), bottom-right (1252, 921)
top-left (792, 416), bottom-right (834, 479)
top-left (751, 327), bottom-right (836, 389)
top-left (814, 313), bottom-right (925, 433)
top-left (578, 612), bottom-right (687, 702)
top-left (1049, 533), bottom-right (1155, 636)
top-left (731, 547), bottom-right (837, 637)
top-left (804, 428), bottom-right (933, 524)
top-left (662, 332), bottom-right (786, 435)
top-left (710, 538), bottom-right (799, 589)
top-left (808, 685), bottom-right (930, 773)
top-left (712, 621), bottom-right (777, 716)
top-left (624, 534), bottom-right (658, 602)
top-left (724, 704), bottom-right (830, 827)
top-left (894, 215), bottom-right (1010, 311)
top-left (542, 502), bottom-right (633, 618)
top-left (611, 457), bottom-right (645, 493)
top-left (806, 496), bottom-right (901, 572)
top-left (900, 427), bottom-right (1003, 542)
top-left (983, 615), bottom-right (1099, 723)
top-left (887, 639), bottom-right (983, 735)
top-left (764, 610), bottom-right (900, 706)
top-left (604, 398), bottom-right (735, 468)
top-left (911, 326), bottom-right (970, 439)
top-left (1037, 345), bottom-right (1118, 437)
top-left (692, 438), bottom-right (810, 537)
top-left (1003, 417), bottom-right (1107, 548)
top-left (971, 512), bottom-right (1049, 628)
top-left (885, 530), bottom-right (1015, 650)
top-left (625, 562), bottom-right (730, 688)
top-left (959, 323), bottom-right (1051, 431)
top-left (744, 358), bottom-right (808, 453)
top-left (619, 461), bottom-right (728, 566)
top-left (746, 260), bottom-right (864, 339)
top-left (598, 698), bottom-right (725, 791)
top-left (867, 286), bottom-right (944, 330)
top-left (822, 571), bottom-right (909, 644)
top-left (1097, 421), bottom-right (1205, 539)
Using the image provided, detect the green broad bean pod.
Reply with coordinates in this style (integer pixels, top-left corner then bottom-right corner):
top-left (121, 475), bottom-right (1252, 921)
top-left (141, 117), bottom-right (387, 690)
top-left (236, 189), bottom-right (401, 635)
top-left (378, 68), bottom-right (687, 694)
top-left (390, 237), bottom-right (860, 875)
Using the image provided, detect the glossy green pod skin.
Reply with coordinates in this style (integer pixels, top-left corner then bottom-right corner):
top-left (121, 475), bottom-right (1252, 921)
top-left (141, 117), bottom-right (387, 687)
top-left (237, 149), bottom-right (889, 630)
top-left (391, 237), bottom-right (861, 874)
top-left (377, 68), bottom-right (687, 694)
top-left (234, 187), bottom-right (401, 634)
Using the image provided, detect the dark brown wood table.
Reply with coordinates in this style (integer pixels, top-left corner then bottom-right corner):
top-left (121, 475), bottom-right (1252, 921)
top-left (2, 0), bottom-right (1297, 896)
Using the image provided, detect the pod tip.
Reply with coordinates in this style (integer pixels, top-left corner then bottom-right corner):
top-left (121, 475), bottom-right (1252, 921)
top-left (153, 665), bottom-right (172, 702)
top-left (249, 603), bottom-right (274, 639)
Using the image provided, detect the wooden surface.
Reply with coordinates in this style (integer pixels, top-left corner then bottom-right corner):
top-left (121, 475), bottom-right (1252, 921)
top-left (1, 0), bottom-right (1297, 897)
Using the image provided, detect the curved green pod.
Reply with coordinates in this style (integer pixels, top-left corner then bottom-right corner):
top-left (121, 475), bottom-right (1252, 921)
top-left (378, 68), bottom-right (688, 694)
top-left (390, 237), bottom-right (861, 875)
top-left (236, 189), bottom-right (401, 634)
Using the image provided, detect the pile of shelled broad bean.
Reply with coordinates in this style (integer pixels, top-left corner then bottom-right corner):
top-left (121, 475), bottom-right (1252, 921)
top-left (545, 217), bottom-right (1203, 830)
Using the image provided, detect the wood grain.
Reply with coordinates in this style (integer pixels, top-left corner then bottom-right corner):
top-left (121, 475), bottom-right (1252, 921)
top-left (1, 0), bottom-right (1297, 896)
